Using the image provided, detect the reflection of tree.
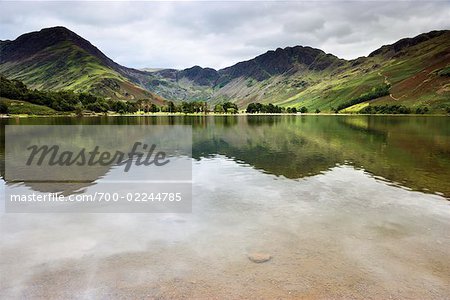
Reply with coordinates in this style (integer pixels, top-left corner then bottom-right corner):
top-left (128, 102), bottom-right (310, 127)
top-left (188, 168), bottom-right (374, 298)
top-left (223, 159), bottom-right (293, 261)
top-left (1, 120), bottom-right (190, 194)
top-left (246, 115), bottom-right (283, 127)
top-left (190, 115), bottom-right (450, 196)
top-left (191, 117), bottom-right (341, 178)
top-left (1, 115), bottom-right (449, 197)
top-left (316, 116), bottom-right (450, 197)
top-left (337, 116), bottom-right (388, 139)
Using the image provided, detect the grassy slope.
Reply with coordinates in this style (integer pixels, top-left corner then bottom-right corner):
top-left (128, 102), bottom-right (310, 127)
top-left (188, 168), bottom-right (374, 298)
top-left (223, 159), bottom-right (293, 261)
top-left (209, 57), bottom-right (344, 108)
top-left (145, 76), bottom-right (215, 102)
top-left (278, 32), bottom-right (450, 113)
top-left (0, 42), bottom-right (164, 104)
top-left (190, 115), bottom-right (449, 195)
top-left (195, 31), bottom-right (449, 112)
top-left (0, 97), bottom-right (57, 115)
top-left (1, 28), bottom-right (447, 111)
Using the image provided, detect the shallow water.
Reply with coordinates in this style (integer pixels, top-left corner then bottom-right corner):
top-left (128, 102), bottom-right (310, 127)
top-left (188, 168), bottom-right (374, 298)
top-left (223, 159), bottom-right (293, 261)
top-left (1, 115), bottom-right (450, 298)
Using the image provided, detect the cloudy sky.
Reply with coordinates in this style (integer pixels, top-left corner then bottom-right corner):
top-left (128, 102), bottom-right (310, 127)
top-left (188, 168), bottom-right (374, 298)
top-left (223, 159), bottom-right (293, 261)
top-left (1, 1), bottom-right (449, 69)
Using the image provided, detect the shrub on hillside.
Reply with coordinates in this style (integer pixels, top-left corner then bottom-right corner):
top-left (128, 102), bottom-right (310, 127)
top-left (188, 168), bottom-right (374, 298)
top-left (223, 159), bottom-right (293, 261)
top-left (0, 101), bottom-right (9, 114)
top-left (337, 84), bottom-right (390, 111)
top-left (360, 104), bottom-right (411, 114)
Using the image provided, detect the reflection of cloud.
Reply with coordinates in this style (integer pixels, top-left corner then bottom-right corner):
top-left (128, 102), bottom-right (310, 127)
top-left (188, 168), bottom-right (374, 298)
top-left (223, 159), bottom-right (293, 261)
top-left (0, 1), bottom-right (449, 69)
top-left (3, 125), bottom-right (192, 196)
top-left (1, 160), bottom-right (449, 297)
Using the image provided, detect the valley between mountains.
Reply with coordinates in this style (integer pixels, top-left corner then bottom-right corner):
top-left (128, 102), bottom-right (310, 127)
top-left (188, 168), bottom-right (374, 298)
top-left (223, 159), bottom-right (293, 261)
top-left (1, 26), bottom-right (449, 113)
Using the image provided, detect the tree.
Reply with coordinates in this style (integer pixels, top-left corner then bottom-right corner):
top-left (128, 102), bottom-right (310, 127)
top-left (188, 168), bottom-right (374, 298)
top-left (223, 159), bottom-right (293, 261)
top-left (214, 104), bottom-right (225, 113)
top-left (248, 103), bottom-right (296, 114)
top-left (246, 103), bottom-right (258, 113)
top-left (78, 92), bottom-right (101, 106)
top-left (331, 107), bottom-right (339, 113)
top-left (0, 102), bottom-right (9, 114)
top-left (201, 101), bottom-right (209, 114)
top-left (150, 103), bottom-right (160, 113)
top-left (359, 104), bottom-right (411, 114)
top-left (86, 100), bottom-right (109, 113)
top-left (222, 102), bottom-right (238, 114)
top-left (167, 101), bottom-right (176, 113)
top-left (74, 104), bottom-right (84, 117)
top-left (336, 84), bottom-right (390, 111)
top-left (0, 76), bottom-right (28, 100)
top-left (181, 102), bottom-right (192, 114)
top-left (112, 101), bottom-right (128, 114)
top-left (300, 106), bottom-right (308, 113)
top-left (415, 106), bottom-right (429, 114)
top-left (125, 101), bottom-right (138, 113)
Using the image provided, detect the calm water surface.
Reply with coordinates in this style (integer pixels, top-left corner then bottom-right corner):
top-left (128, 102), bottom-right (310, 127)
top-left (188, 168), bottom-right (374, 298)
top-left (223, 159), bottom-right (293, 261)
top-left (1, 115), bottom-right (449, 298)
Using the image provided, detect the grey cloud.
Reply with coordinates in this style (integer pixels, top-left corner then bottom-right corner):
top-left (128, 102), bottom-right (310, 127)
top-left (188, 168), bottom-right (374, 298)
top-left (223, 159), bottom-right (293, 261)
top-left (0, 1), bottom-right (449, 69)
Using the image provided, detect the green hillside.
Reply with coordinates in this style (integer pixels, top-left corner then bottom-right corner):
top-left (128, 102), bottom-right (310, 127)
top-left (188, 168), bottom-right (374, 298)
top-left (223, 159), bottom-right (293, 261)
top-left (0, 97), bottom-right (57, 115)
top-left (278, 30), bottom-right (450, 113)
top-left (148, 30), bottom-right (449, 113)
top-left (0, 27), bottom-right (164, 104)
top-left (1, 27), bottom-right (448, 113)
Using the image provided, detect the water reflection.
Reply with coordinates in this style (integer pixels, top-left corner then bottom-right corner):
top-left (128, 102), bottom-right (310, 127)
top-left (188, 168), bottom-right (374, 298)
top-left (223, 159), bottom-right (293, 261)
top-left (1, 116), bottom-right (450, 298)
top-left (1, 156), bottom-right (450, 298)
top-left (0, 115), bottom-right (449, 197)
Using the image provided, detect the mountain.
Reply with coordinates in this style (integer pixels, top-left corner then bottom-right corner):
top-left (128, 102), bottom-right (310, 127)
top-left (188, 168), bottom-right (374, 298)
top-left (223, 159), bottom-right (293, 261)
top-left (144, 30), bottom-right (449, 112)
top-left (214, 45), bottom-right (346, 107)
top-left (178, 66), bottom-right (219, 86)
top-left (219, 46), bottom-right (344, 81)
top-left (146, 46), bottom-right (345, 103)
top-left (299, 30), bottom-right (450, 113)
top-left (1, 27), bottom-right (449, 112)
top-left (368, 30), bottom-right (448, 58)
top-left (0, 27), bottom-right (164, 104)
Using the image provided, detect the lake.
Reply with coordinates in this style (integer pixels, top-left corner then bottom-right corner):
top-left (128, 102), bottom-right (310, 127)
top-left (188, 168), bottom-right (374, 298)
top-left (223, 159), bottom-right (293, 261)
top-left (1, 115), bottom-right (450, 298)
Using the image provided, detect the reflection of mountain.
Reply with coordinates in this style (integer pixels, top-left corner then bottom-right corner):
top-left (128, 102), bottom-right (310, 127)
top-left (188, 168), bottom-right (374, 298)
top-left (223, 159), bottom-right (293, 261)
top-left (1, 116), bottom-right (449, 197)
top-left (191, 116), bottom-right (341, 178)
top-left (1, 124), bottom-right (191, 194)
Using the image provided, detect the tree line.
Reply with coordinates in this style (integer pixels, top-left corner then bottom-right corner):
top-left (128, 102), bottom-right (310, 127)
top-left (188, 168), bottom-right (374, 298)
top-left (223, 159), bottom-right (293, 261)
top-left (0, 76), bottom-right (251, 115)
top-left (3, 75), bottom-right (434, 116)
top-left (0, 75), bottom-right (136, 113)
top-left (246, 102), bottom-right (310, 114)
top-left (359, 104), bottom-right (430, 114)
top-left (336, 84), bottom-right (391, 112)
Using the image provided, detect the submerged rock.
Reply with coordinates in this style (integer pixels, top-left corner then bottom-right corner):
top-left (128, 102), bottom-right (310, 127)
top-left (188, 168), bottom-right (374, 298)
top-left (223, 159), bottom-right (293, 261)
top-left (248, 252), bottom-right (272, 263)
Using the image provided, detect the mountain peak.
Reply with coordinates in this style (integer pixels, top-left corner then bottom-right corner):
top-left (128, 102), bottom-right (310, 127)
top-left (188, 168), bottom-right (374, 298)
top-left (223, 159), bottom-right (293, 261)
top-left (218, 44), bottom-right (343, 82)
top-left (0, 26), bottom-right (98, 63)
top-left (34, 26), bottom-right (76, 35)
top-left (0, 26), bottom-right (163, 102)
top-left (178, 65), bottom-right (219, 86)
top-left (14, 26), bottom-right (76, 40)
top-left (369, 30), bottom-right (449, 57)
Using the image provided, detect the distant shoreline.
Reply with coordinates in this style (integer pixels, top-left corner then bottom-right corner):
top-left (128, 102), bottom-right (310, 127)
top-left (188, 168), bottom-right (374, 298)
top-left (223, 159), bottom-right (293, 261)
top-left (1, 112), bottom-right (449, 118)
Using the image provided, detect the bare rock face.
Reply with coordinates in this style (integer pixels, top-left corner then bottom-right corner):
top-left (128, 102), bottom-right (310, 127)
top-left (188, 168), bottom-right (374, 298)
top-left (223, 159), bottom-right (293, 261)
top-left (247, 252), bottom-right (272, 263)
